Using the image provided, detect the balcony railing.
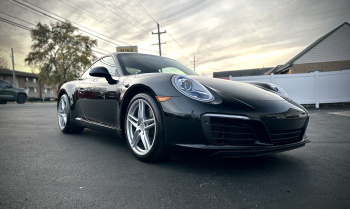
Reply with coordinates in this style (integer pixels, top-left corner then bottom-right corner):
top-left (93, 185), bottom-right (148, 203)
top-left (27, 92), bottom-right (39, 98)
top-left (43, 93), bottom-right (55, 98)
top-left (25, 82), bottom-right (39, 88)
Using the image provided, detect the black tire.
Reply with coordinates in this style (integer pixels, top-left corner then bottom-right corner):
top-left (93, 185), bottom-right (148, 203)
top-left (0, 101), bottom-right (7, 104)
top-left (58, 94), bottom-right (84, 134)
top-left (17, 94), bottom-right (27, 104)
top-left (125, 92), bottom-right (168, 162)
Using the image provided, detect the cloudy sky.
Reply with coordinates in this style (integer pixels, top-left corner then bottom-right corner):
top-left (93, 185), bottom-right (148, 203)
top-left (0, 0), bottom-right (349, 77)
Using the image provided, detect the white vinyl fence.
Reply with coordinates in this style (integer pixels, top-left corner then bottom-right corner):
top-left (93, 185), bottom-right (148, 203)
top-left (229, 70), bottom-right (350, 108)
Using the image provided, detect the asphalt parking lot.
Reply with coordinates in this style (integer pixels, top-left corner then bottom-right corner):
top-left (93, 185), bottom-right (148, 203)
top-left (0, 103), bottom-right (350, 208)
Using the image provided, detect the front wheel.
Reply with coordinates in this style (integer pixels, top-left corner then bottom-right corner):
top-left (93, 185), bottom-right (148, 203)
top-left (0, 101), bottom-right (7, 104)
top-left (17, 94), bottom-right (26, 104)
top-left (58, 94), bottom-right (84, 134)
top-left (125, 93), bottom-right (168, 162)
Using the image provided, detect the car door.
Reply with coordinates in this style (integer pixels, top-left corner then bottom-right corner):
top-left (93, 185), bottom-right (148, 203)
top-left (0, 80), bottom-right (16, 101)
top-left (78, 56), bottom-right (119, 127)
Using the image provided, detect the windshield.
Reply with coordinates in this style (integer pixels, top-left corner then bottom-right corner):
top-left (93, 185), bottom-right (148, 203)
top-left (118, 53), bottom-right (199, 76)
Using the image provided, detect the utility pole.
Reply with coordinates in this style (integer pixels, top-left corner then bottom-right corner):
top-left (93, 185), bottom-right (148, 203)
top-left (11, 48), bottom-right (16, 87)
top-left (190, 56), bottom-right (198, 71)
top-left (152, 23), bottom-right (166, 56)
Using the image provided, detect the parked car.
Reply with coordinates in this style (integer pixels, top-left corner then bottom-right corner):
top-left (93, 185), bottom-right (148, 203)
top-left (57, 53), bottom-right (309, 162)
top-left (0, 80), bottom-right (27, 104)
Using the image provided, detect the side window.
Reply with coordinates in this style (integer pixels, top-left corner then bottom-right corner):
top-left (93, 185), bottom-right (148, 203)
top-left (81, 56), bottom-right (116, 78)
top-left (81, 66), bottom-right (93, 79)
top-left (0, 80), bottom-right (6, 88)
top-left (0, 80), bottom-right (10, 88)
top-left (97, 56), bottom-right (116, 76)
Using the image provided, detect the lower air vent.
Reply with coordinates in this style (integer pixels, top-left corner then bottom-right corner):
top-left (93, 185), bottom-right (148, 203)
top-left (269, 129), bottom-right (301, 145)
top-left (210, 117), bottom-right (256, 145)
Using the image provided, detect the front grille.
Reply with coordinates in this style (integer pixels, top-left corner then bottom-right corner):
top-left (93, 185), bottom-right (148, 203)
top-left (269, 129), bottom-right (302, 145)
top-left (210, 117), bottom-right (256, 145)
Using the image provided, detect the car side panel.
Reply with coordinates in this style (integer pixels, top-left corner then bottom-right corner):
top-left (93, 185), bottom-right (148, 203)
top-left (78, 77), bottom-right (119, 126)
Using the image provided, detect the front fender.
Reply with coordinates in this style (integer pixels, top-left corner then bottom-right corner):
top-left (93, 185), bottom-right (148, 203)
top-left (58, 81), bottom-right (79, 112)
top-left (128, 73), bottom-right (181, 97)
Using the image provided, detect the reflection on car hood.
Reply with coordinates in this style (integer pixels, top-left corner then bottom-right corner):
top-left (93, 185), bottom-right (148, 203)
top-left (191, 76), bottom-right (284, 101)
top-left (191, 76), bottom-right (306, 113)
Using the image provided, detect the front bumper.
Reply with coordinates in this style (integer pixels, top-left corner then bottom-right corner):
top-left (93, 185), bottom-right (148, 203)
top-left (160, 94), bottom-right (310, 158)
top-left (173, 135), bottom-right (309, 158)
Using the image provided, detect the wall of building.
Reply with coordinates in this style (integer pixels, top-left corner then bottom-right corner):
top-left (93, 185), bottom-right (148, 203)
top-left (1, 73), bottom-right (57, 98)
top-left (294, 24), bottom-right (350, 64)
top-left (291, 60), bottom-right (350, 74)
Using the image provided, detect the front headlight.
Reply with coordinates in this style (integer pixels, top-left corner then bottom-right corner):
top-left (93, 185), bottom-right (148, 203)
top-left (172, 75), bottom-right (214, 102)
top-left (268, 83), bottom-right (290, 98)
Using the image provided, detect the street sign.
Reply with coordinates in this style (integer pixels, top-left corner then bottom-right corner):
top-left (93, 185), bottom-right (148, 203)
top-left (116, 46), bottom-right (138, 53)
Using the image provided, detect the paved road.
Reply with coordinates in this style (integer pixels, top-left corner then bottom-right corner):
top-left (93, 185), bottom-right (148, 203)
top-left (0, 103), bottom-right (350, 208)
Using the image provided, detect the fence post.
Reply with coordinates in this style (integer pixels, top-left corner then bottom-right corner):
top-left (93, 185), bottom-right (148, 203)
top-left (271, 73), bottom-right (274, 83)
top-left (315, 71), bottom-right (319, 108)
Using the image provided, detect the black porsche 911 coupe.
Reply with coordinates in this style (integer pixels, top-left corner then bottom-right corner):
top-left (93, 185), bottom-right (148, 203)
top-left (58, 53), bottom-right (309, 162)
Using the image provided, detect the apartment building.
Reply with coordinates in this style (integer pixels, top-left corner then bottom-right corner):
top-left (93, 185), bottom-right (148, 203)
top-left (0, 68), bottom-right (57, 98)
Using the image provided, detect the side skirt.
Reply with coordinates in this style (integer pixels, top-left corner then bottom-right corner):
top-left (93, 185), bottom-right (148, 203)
top-left (72, 116), bottom-right (124, 138)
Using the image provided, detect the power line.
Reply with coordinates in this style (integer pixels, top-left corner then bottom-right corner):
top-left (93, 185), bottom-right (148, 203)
top-left (57, 0), bottom-right (149, 41)
top-left (19, 0), bottom-right (122, 47)
top-left (164, 43), bottom-right (183, 58)
top-left (0, 10), bottom-right (35, 26)
top-left (131, 0), bottom-right (190, 55)
top-left (165, 31), bottom-right (188, 52)
top-left (132, 0), bottom-right (158, 24)
top-left (0, 17), bottom-right (31, 30)
top-left (17, 0), bottom-right (158, 53)
top-left (23, 0), bottom-right (136, 46)
top-left (0, 16), bottom-right (109, 56)
top-left (93, 0), bottom-right (149, 33)
top-left (108, 0), bottom-right (152, 31)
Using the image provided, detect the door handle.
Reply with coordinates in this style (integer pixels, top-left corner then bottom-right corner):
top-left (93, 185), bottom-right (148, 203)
top-left (79, 88), bottom-right (85, 93)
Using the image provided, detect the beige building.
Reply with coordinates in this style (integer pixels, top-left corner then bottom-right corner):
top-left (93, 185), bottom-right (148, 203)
top-left (267, 22), bottom-right (350, 75)
top-left (0, 68), bottom-right (57, 99)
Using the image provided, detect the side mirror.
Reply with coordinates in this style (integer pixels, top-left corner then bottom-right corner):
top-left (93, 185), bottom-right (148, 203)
top-left (89, 67), bottom-right (118, 84)
top-left (6, 85), bottom-right (12, 88)
top-left (90, 67), bottom-right (111, 78)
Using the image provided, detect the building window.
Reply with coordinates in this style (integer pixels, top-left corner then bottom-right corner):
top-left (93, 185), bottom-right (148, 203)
top-left (3, 75), bottom-right (7, 80)
top-left (51, 89), bottom-right (53, 93)
top-left (44, 88), bottom-right (47, 93)
top-left (25, 77), bottom-right (28, 82)
top-left (34, 87), bottom-right (37, 93)
top-left (26, 87), bottom-right (29, 91)
top-left (33, 78), bottom-right (36, 83)
top-left (341, 68), bottom-right (350, 71)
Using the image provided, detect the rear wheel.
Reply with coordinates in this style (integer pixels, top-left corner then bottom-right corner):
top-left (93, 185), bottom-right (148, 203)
top-left (125, 93), bottom-right (168, 162)
top-left (0, 101), bottom-right (7, 104)
top-left (58, 94), bottom-right (84, 134)
top-left (17, 94), bottom-right (26, 104)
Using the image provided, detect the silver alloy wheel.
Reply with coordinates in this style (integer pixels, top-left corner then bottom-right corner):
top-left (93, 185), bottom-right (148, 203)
top-left (126, 99), bottom-right (156, 155)
top-left (58, 96), bottom-right (68, 130)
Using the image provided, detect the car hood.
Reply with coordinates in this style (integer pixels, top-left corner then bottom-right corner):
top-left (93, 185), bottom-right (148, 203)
top-left (12, 87), bottom-right (26, 92)
top-left (192, 76), bottom-right (283, 101)
top-left (190, 76), bottom-right (305, 113)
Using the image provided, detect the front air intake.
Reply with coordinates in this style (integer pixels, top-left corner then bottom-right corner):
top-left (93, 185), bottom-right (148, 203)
top-left (209, 117), bottom-right (257, 145)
